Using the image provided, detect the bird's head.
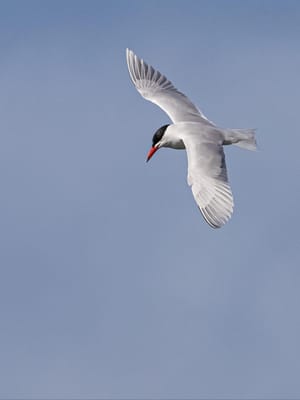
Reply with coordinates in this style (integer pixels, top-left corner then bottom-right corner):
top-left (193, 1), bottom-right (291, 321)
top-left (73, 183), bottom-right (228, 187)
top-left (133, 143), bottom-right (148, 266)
top-left (146, 124), bottom-right (170, 162)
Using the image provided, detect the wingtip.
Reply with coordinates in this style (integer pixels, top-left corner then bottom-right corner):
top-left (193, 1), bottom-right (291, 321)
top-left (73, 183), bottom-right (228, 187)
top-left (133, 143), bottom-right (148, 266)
top-left (126, 48), bottom-right (135, 67)
top-left (126, 48), bottom-right (134, 57)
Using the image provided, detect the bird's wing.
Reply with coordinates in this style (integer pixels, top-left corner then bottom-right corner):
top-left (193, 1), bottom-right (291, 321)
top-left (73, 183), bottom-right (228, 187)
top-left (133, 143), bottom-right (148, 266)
top-left (126, 49), bottom-right (214, 125)
top-left (182, 129), bottom-right (234, 228)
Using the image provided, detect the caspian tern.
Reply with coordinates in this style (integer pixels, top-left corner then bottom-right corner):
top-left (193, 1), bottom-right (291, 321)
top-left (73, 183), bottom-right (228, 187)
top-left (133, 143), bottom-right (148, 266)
top-left (126, 49), bottom-right (256, 228)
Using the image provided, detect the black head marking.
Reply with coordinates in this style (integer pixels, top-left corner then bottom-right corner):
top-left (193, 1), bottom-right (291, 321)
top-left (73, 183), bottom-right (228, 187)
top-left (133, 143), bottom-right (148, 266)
top-left (152, 124), bottom-right (170, 147)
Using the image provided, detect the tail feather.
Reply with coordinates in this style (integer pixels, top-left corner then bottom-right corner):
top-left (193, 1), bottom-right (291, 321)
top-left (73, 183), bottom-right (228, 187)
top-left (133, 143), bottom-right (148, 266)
top-left (224, 128), bottom-right (257, 151)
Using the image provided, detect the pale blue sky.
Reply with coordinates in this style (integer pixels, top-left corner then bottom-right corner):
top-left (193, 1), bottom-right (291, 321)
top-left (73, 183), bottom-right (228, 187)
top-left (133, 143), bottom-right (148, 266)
top-left (1, 1), bottom-right (300, 399)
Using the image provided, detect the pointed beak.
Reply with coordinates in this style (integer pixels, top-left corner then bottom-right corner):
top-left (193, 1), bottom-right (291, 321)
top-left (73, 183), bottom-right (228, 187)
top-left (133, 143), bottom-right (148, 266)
top-left (146, 146), bottom-right (158, 162)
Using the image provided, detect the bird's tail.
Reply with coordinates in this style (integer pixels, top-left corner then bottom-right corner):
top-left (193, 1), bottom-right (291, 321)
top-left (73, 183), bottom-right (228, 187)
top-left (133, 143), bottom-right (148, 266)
top-left (223, 128), bottom-right (257, 151)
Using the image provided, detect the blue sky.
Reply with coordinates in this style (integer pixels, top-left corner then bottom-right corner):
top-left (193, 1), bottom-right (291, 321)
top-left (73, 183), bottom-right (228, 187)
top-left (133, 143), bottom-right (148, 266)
top-left (1, 1), bottom-right (300, 398)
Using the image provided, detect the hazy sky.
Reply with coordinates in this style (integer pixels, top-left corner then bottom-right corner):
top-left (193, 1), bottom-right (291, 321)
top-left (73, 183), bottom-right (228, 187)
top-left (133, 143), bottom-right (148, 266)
top-left (1, 1), bottom-right (300, 399)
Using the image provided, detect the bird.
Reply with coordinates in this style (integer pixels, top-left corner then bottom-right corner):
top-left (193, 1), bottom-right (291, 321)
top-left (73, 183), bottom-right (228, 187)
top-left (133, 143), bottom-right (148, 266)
top-left (126, 49), bottom-right (256, 228)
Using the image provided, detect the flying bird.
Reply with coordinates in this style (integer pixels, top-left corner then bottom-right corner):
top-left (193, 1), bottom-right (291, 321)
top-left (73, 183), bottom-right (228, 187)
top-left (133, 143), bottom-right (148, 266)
top-left (126, 49), bottom-right (256, 228)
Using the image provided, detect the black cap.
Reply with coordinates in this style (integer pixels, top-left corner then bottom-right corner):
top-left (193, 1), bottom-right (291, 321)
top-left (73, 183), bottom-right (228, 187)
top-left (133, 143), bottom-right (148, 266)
top-left (152, 124), bottom-right (169, 147)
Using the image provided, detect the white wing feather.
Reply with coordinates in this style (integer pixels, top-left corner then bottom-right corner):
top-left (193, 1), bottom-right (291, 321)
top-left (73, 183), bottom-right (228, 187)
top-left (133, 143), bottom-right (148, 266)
top-left (182, 128), bottom-right (234, 228)
top-left (126, 49), bottom-right (214, 125)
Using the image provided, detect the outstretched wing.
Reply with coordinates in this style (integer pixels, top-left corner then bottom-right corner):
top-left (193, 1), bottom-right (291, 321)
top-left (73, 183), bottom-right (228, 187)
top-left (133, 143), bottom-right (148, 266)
top-left (126, 49), bottom-right (214, 125)
top-left (182, 130), bottom-right (234, 228)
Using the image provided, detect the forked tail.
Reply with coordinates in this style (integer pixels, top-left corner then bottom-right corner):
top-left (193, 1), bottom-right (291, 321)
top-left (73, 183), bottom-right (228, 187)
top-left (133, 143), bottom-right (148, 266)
top-left (224, 128), bottom-right (257, 151)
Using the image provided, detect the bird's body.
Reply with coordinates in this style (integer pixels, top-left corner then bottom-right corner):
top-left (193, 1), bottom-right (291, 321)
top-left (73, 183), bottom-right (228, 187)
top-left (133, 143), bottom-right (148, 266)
top-left (126, 49), bottom-right (256, 228)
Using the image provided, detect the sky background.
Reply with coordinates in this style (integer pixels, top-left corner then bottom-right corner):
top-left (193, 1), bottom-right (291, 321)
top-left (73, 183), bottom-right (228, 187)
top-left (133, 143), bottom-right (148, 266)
top-left (0, 1), bottom-right (300, 399)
